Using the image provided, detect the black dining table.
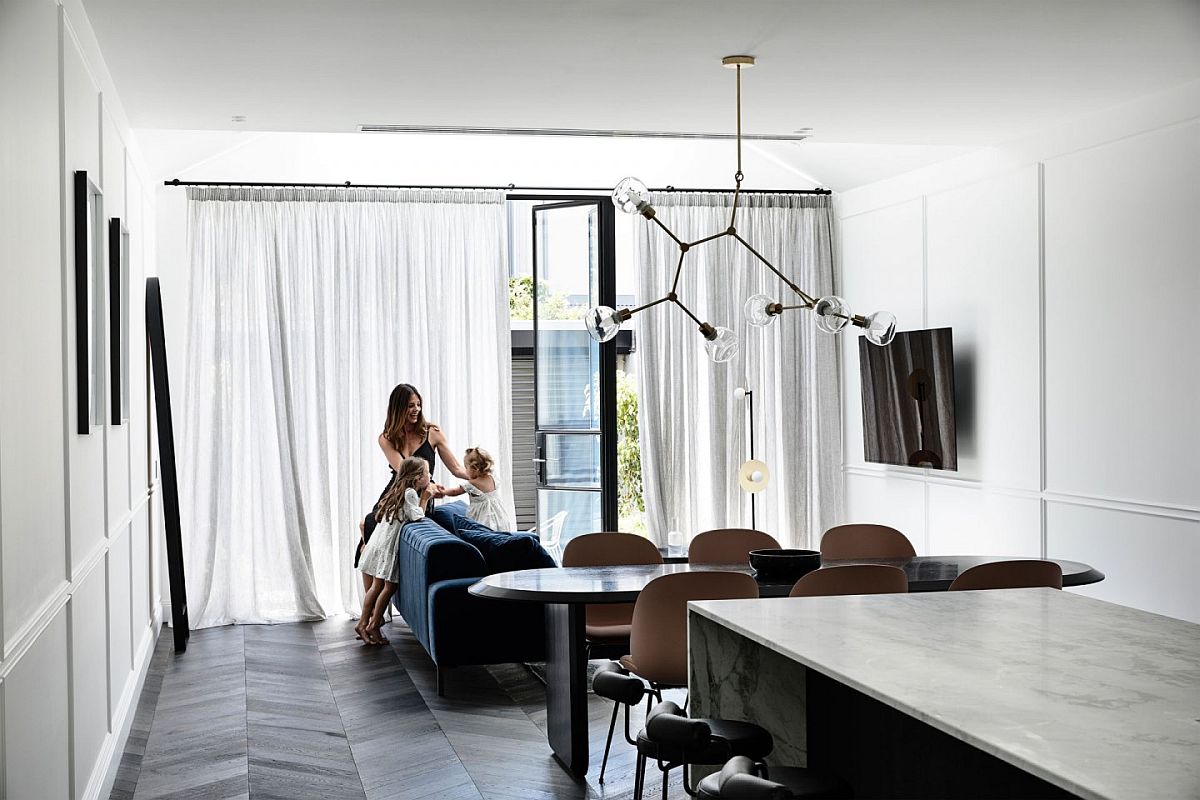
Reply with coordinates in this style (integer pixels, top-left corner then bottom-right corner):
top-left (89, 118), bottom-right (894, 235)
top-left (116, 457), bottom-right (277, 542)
top-left (468, 555), bottom-right (1103, 778)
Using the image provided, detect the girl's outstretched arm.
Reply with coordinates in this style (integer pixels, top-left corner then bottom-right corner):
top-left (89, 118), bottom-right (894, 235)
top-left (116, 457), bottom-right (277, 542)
top-left (429, 427), bottom-right (470, 479)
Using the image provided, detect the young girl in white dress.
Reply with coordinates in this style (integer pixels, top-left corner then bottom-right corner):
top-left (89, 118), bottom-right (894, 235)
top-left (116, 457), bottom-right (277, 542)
top-left (356, 456), bottom-right (435, 645)
top-left (441, 447), bottom-right (512, 531)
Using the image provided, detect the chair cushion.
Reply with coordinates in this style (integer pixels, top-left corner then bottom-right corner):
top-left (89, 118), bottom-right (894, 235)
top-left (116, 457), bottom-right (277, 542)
top-left (585, 622), bottom-right (632, 643)
top-left (592, 665), bottom-right (646, 705)
top-left (636, 718), bottom-right (772, 765)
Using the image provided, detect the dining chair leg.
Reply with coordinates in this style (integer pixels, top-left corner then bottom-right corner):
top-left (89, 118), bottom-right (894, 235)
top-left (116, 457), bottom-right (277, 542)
top-left (633, 753), bottom-right (645, 800)
top-left (598, 701), bottom-right (620, 783)
top-left (661, 763), bottom-right (669, 799)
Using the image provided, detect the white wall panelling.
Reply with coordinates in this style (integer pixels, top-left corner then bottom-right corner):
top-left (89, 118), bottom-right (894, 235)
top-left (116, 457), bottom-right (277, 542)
top-left (0, 0), bottom-right (160, 796)
top-left (1048, 501), bottom-right (1200, 623)
top-left (839, 199), bottom-right (926, 473)
top-left (926, 481), bottom-right (1041, 558)
top-left (0, 0), bottom-right (69, 659)
top-left (1043, 120), bottom-right (1200, 510)
top-left (70, 564), bottom-right (109, 800)
top-left (4, 609), bottom-right (70, 800)
top-left (926, 166), bottom-right (1041, 490)
top-left (839, 86), bottom-right (1200, 623)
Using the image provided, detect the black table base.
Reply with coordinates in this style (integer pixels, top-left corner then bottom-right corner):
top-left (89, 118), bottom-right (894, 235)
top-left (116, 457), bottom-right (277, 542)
top-left (546, 603), bottom-right (588, 777)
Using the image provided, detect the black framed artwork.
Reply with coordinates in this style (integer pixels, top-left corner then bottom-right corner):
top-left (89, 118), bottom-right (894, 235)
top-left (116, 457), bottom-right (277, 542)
top-left (74, 170), bottom-right (105, 434)
top-left (109, 217), bottom-right (130, 424)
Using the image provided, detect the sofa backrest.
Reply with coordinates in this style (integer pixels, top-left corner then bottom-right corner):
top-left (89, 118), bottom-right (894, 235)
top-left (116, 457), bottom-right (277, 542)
top-left (395, 517), bottom-right (487, 644)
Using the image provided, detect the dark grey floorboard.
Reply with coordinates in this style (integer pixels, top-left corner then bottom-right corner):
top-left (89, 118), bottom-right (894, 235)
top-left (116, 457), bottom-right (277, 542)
top-left (113, 617), bottom-right (683, 800)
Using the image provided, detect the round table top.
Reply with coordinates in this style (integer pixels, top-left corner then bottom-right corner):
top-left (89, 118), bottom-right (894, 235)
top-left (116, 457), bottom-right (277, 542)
top-left (468, 555), bottom-right (1104, 603)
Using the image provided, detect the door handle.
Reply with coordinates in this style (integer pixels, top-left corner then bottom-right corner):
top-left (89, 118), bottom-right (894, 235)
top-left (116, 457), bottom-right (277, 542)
top-left (531, 458), bottom-right (547, 463)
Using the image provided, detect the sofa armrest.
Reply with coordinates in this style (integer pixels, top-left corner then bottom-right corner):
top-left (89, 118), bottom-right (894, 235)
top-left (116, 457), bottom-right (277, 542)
top-left (424, 578), bottom-right (547, 667)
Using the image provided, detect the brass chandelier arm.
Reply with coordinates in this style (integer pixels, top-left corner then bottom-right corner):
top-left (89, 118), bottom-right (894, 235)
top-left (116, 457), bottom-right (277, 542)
top-left (731, 233), bottom-right (818, 307)
top-left (687, 229), bottom-right (734, 249)
top-left (649, 214), bottom-right (687, 249)
top-left (627, 294), bottom-right (673, 316)
top-left (670, 295), bottom-right (705, 327)
top-left (670, 250), bottom-right (688, 293)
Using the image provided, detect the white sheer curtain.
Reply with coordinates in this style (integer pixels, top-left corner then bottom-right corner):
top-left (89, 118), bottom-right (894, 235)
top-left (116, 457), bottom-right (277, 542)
top-left (634, 192), bottom-right (842, 549)
top-left (181, 187), bottom-right (512, 627)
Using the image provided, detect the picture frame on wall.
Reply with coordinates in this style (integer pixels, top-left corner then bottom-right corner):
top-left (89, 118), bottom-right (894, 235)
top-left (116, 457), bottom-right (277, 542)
top-left (74, 170), bottom-right (105, 434)
top-left (109, 217), bottom-right (130, 424)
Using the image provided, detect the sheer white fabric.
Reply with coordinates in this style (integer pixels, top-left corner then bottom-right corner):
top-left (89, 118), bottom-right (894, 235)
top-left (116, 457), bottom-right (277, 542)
top-left (181, 187), bottom-right (513, 627)
top-left (634, 192), bottom-right (842, 549)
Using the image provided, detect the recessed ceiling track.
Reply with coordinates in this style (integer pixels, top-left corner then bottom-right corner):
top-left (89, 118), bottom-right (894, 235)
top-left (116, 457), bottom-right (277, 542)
top-left (358, 123), bottom-right (810, 142)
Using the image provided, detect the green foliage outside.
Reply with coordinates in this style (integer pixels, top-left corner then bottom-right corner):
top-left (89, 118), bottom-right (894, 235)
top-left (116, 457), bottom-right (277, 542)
top-left (508, 275), bottom-right (585, 321)
top-left (616, 370), bottom-right (647, 536)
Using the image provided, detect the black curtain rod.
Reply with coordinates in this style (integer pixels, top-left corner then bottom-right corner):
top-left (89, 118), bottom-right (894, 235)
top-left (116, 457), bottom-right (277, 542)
top-left (163, 178), bottom-right (831, 195)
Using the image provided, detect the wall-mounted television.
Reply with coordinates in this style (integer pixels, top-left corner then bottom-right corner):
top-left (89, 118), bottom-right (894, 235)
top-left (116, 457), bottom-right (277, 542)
top-left (858, 327), bottom-right (957, 470)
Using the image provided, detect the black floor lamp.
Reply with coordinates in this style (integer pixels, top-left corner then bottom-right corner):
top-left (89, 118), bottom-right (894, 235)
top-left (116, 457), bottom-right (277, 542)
top-left (734, 386), bottom-right (769, 529)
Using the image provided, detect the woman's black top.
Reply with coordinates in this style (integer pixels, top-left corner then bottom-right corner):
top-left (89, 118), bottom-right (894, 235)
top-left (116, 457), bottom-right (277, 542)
top-left (354, 434), bottom-right (438, 568)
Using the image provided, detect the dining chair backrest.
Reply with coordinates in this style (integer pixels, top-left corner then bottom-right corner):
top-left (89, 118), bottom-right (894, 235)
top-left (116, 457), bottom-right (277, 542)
top-left (789, 564), bottom-right (908, 597)
top-left (948, 560), bottom-right (1063, 591)
top-left (561, 531), bottom-right (663, 567)
top-left (688, 529), bottom-right (782, 565)
top-left (629, 571), bottom-right (759, 686)
top-left (819, 524), bottom-right (916, 560)
top-left (562, 532), bottom-right (664, 641)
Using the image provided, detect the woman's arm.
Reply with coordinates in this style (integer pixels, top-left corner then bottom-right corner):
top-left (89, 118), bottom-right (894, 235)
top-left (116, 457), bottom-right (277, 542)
top-left (377, 433), bottom-right (405, 471)
top-left (429, 427), bottom-right (470, 479)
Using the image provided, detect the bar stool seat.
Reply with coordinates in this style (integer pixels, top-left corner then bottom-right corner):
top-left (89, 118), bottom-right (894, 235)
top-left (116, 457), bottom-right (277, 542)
top-left (696, 755), bottom-right (852, 799)
top-left (636, 717), bottom-right (773, 765)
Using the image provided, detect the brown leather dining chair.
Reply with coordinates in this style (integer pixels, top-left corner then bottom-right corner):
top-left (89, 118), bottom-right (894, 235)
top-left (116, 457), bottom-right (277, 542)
top-left (596, 571), bottom-right (760, 793)
top-left (789, 564), bottom-right (909, 597)
top-left (819, 523), bottom-right (916, 559)
top-left (688, 528), bottom-right (781, 565)
top-left (948, 559), bottom-right (1063, 591)
top-left (561, 531), bottom-right (664, 657)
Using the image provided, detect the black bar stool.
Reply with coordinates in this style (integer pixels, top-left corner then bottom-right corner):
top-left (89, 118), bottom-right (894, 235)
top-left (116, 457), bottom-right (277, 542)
top-left (696, 755), bottom-right (852, 799)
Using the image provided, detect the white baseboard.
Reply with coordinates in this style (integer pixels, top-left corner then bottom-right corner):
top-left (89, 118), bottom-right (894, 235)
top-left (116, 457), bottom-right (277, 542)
top-left (89, 610), bottom-right (162, 800)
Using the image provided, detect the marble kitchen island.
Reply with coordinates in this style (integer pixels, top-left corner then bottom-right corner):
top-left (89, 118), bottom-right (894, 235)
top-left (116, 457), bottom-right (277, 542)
top-left (688, 589), bottom-right (1200, 800)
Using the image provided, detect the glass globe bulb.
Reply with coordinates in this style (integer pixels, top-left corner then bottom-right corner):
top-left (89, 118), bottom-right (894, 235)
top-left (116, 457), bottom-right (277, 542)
top-left (864, 310), bottom-right (897, 346)
top-left (703, 326), bottom-right (739, 363)
top-left (814, 295), bottom-right (852, 334)
top-left (743, 293), bottom-right (780, 328)
top-left (612, 177), bottom-right (651, 215)
top-left (584, 305), bottom-right (622, 342)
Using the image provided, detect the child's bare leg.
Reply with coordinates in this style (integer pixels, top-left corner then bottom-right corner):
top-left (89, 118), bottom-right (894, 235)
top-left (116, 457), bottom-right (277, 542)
top-left (367, 581), bottom-right (397, 643)
top-left (356, 577), bottom-right (382, 642)
top-left (358, 520), bottom-right (372, 593)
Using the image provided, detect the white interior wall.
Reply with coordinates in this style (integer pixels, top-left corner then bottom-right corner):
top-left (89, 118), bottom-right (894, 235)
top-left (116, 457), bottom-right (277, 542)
top-left (838, 81), bottom-right (1200, 623)
top-left (0, 0), bottom-right (160, 797)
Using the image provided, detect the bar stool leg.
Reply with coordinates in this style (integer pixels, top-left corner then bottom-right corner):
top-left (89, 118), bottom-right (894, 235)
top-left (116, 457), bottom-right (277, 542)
top-left (598, 701), bottom-right (620, 783)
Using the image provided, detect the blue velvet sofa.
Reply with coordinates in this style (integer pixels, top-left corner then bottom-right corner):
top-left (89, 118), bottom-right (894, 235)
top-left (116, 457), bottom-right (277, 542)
top-left (391, 501), bottom-right (552, 695)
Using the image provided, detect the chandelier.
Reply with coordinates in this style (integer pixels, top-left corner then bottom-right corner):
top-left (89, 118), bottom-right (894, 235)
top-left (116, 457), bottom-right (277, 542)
top-left (584, 55), bottom-right (896, 362)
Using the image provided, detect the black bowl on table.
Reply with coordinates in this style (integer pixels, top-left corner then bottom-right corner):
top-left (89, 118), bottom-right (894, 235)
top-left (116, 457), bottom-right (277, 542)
top-left (748, 549), bottom-right (822, 583)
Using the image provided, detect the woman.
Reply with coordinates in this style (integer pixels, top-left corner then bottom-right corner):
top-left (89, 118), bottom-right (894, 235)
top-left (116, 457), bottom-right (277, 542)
top-left (355, 383), bottom-right (470, 591)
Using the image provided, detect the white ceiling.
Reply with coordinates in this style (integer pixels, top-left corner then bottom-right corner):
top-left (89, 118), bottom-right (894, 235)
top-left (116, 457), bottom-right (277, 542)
top-left (85, 0), bottom-right (1200, 188)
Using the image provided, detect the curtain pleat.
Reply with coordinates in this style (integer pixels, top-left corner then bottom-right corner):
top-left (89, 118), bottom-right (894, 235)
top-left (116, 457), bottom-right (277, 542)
top-left (181, 187), bottom-right (512, 627)
top-left (634, 192), bottom-right (842, 549)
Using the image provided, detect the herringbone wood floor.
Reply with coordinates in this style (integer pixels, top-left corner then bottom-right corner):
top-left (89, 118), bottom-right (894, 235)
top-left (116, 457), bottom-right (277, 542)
top-left (111, 619), bottom-right (686, 799)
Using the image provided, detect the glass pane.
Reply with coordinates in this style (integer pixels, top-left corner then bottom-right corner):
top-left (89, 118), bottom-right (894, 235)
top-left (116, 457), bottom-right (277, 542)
top-left (543, 433), bottom-right (600, 488)
top-left (538, 489), bottom-right (602, 547)
top-left (535, 204), bottom-right (600, 431)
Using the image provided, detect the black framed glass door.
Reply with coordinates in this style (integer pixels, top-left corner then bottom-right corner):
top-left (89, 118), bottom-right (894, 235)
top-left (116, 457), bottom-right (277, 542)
top-left (530, 199), bottom-right (617, 542)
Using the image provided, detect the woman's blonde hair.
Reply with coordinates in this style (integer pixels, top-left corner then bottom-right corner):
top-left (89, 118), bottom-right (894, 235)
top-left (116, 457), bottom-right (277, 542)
top-left (375, 457), bottom-right (430, 523)
top-left (464, 447), bottom-right (494, 476)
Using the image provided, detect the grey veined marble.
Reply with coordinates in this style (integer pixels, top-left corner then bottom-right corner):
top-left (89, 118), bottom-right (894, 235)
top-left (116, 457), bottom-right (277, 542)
top-left (687, 589), bottom-right (1200, 800)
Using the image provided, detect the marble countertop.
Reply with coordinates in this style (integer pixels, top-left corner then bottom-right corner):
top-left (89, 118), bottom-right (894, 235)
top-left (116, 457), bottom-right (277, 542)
top-left (690, 589), bottom-right (1200, 800)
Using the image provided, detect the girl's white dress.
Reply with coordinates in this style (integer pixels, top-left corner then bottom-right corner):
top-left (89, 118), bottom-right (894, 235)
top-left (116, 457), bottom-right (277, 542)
top-left (358, 488), bottom-right (423, 583)
top-left (463, 480), bottom-right (512, 531)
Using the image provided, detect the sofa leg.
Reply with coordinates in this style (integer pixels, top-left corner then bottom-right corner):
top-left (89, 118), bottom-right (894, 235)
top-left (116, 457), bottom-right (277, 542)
top-left (436, 666), bottom-right (445, 697)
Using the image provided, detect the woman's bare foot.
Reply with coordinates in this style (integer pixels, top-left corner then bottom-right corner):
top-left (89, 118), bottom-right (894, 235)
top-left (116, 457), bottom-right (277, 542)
top-left (354, 619), bottom-right (368, 642)
top-left (367, 626), bottom-right (389, 645)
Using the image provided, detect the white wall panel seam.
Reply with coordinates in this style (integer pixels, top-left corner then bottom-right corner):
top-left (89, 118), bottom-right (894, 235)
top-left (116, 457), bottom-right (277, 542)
top-left (103, 553), bottom-right (113, 732)
top-left (0, 581), bottom-right (70, 679)
top-left (1038, 161), bottom-right (1048, 560)
top-left (1044, 492), bottom-right (1200, 523)
top-left (108, 492), bottom-right (150, 540)
top-left (70, 537), bottom-right (108, 586)
top-left (66, 595), bottom-right (77, 799)
top-left (58, 0), bottom-right (74, 596)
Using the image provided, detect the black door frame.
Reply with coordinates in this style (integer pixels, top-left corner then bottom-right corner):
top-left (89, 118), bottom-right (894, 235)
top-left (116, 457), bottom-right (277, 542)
top-left (520, 194), bottom-right (618, 533)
